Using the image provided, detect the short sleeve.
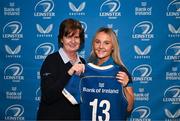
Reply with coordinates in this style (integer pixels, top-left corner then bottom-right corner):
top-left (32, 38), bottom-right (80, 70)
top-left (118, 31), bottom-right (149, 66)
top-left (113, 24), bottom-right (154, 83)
top-left (62, 75), bottom-right (81, 105)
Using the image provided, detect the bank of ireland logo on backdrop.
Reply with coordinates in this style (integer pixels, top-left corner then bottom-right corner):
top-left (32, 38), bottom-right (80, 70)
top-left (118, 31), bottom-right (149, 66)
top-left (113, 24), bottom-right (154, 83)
top-left (166, 0), bottom-right (180, 19)
top-left (99, 0), bottom-right (121, 19)
top-left (5, 44), bottom-right (22, 58)
top-left (164, 43), bottom-right (180, 62)
top-left (4, 63), bottom-right (24, 83)
top-left (166, 66), bottom-right (180, 81)
top-left (132, 21), bottom-right (154, 41)
top-left (4, 2), bottom-right (20, 16)
top-left (134, 45), bottom-right (151, 59)
top-left (68, 1), bottom-right (86, 16)
top-left (164, 108), bottom-right (180, 120)
top-left (34, 0), bottom-right (55, 19)
top-left (163, 85), bottom-right (180, 104)
top-left (130, 106), bottom-right (151, 121)
top-left (134, 88), bottom-right (149, 102)
top-left (36, 23), bottom-right (53, 37)
top-left (5, 104), bottom-right (25, 120)
top-left (135, 2), bottom-right (152, 16)
top-left (2, 21), bottom-right (23, 40)
top-left (132, 64), bottom-right (152, 83)
top-left (6, 86), bottom-right (22, 100)
top-left (35, 42), bottom-right (55, 60)
top-left (168, 24), bottom-right (180, 38)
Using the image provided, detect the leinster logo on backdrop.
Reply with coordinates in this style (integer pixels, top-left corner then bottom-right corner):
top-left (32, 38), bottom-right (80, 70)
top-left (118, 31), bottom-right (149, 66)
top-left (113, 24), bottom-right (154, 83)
top-left (132, 21), bottom-right (154, 41)
top-left (80, 21), bottom-right (88, 38)
top-left (132, 64), bottom-right (152, 83)
top-left (5, 104), bottom-right (24, 120)
top-left (130, 106), bottom-right (151, 121)
top-left (165, 43), bottom-right (180, 62)
top-left (35, 42), bottom-right (55, 60)
top-left (99, 0), bottom-right (121, 19)
top-left (2, 21), bottom-right (23, 40)
top-left (34, 0), bottom-right (55, 19)
top-left (35, 87), bottom-right (41, 101)
top-left (163, 85), bottom-right (180, 104)
top-left (4, 63), bottom-right (24, 82)
top-left (166, 0), bottom-right (180, 19)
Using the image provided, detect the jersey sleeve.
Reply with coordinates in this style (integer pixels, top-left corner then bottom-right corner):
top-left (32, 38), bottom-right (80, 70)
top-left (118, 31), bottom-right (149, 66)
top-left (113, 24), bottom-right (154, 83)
top-left (62, 74), bottom-right (81, 105)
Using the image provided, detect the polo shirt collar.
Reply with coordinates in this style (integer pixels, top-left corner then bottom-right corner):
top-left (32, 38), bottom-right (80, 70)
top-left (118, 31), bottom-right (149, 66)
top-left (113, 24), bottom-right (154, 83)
top-left (58, 48), bottom-right (81, 64)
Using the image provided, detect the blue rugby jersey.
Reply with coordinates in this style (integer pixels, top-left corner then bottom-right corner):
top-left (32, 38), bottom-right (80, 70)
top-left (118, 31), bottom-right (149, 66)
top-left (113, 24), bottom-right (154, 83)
top-left (62, 63), bottom-right (128, 121)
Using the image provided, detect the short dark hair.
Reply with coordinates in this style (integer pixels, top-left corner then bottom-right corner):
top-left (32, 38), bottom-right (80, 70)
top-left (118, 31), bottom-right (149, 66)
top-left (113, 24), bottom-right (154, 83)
top-left (58, 18), bottom-right (85, 49)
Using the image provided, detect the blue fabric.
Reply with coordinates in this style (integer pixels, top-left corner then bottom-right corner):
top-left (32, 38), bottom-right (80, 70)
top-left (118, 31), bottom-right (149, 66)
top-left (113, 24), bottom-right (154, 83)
top-left (96, 57), bottom-right (133, 87)
top-left (63, 63), bottom-right (128, 120)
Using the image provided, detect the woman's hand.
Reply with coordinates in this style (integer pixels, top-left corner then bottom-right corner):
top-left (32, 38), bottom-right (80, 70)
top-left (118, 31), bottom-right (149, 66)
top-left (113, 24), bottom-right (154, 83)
top-left (68, 64), bottom-right (85, 76)
top-left (116, 71), bottom-right (134, 112)
top-left (116, 71), bottom-right (129, 87)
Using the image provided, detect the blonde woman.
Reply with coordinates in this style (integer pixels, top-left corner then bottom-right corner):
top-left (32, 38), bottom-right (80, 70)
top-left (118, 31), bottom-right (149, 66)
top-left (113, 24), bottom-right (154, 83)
top-left (63, 27), bottom-right (134, 120)
top-left (88, 27), bottom-right (134, 113)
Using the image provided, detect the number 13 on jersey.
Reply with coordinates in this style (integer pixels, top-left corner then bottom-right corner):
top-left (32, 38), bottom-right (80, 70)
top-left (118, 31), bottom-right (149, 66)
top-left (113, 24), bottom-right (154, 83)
top-left (90, 99), bottom-right (110, 121)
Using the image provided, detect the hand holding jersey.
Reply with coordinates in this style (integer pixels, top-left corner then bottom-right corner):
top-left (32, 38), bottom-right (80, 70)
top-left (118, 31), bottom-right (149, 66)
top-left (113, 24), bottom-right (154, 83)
top-left (116, 71), bottom-right (129, 87)
top-left (68, 63), bottom-right (85, 76)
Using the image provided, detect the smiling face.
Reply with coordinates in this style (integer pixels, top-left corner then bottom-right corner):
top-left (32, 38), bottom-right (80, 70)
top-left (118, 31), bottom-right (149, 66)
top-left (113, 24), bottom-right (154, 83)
top-left (93, 31), bottom-right (114, 65)
top-left (61, 30), bottom-right (80, 53)
top-left (58, 18), bottom-right (84, 53)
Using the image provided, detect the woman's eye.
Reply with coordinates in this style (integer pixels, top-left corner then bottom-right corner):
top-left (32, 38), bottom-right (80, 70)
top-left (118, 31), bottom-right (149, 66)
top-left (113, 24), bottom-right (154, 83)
top-left (104, 41), bottom-right (111, 45)
top-left (95, 41), bottom-right (100, 44)
top-left (75, 36), bottom-right (80, 39)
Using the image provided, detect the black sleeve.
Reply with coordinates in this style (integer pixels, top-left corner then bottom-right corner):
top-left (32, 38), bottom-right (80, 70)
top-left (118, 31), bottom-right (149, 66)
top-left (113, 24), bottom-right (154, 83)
top-left (40, 54), bottom-right (71, 104)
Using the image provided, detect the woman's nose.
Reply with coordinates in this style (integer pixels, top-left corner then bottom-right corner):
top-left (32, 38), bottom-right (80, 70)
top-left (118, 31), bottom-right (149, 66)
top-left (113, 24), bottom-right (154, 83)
top-left (71, 37), bottom-right (76, 42)
top-left (99, 43), bottom-right (104, 48)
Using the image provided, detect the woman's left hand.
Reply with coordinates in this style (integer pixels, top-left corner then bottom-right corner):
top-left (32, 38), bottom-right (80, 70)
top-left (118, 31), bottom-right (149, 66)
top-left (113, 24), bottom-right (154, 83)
top-left (116, 71), bottom-right (129, 87)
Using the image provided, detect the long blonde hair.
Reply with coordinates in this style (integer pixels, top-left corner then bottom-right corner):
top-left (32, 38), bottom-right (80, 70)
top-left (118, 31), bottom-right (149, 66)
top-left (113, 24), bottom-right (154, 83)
top-left (88, 27), bottom-right (125, 66)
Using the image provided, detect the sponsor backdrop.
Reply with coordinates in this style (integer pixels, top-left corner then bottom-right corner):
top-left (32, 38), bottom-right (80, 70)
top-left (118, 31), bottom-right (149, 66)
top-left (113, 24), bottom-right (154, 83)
top-left (0, 0), bottom-right (179, 120)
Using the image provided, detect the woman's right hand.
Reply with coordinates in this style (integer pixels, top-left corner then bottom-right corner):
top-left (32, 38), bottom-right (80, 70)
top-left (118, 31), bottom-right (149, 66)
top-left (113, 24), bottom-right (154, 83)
top-left (68, 64), bottom-right (85, 76)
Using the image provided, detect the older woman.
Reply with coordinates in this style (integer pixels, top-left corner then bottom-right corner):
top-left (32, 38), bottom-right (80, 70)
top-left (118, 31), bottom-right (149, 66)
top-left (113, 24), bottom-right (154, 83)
top-left (37, 18), bottom-right (85, 120)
